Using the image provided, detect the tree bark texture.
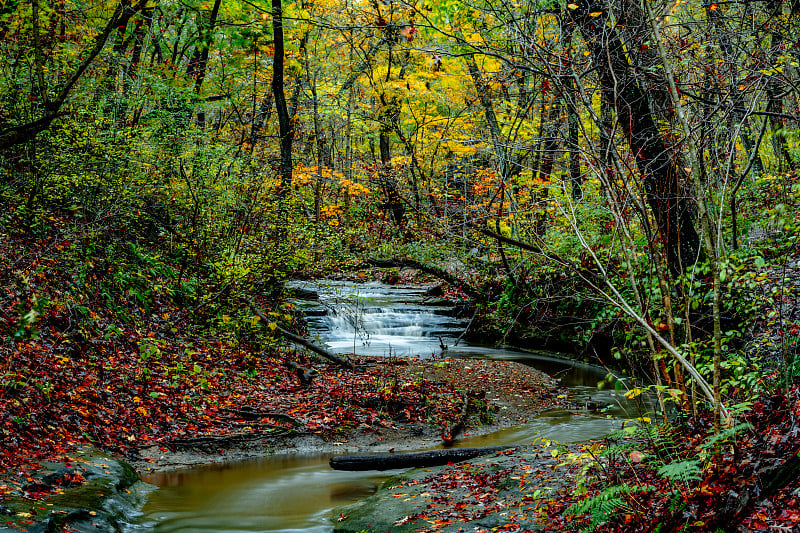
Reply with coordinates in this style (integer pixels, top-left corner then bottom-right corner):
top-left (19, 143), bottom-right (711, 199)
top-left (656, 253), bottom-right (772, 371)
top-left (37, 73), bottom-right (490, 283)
top-left (271, 0), bottom-right (294, 196)
top-left (567, 0), bottom-right (701, 276)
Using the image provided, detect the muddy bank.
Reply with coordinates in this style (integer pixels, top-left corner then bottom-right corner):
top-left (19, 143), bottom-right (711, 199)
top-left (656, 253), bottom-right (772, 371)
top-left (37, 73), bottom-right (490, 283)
top-left (131, 358), bottom-right (566, 474)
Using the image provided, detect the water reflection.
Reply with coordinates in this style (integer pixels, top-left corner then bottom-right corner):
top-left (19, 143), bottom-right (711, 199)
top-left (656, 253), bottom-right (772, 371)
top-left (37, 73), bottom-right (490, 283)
top-left (137, 454), bottom-right (401, 533)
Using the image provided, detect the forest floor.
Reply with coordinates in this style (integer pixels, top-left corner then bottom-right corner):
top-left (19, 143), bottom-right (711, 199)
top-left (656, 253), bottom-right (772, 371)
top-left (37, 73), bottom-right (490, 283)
top-left (0, 218), bottom-right (567, 528)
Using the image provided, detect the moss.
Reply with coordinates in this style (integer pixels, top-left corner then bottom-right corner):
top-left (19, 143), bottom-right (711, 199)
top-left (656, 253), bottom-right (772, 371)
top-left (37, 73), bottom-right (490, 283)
top-left (0, 450), bottom-right (145, 533)
top-left (48, 477), bottom-right (115, 509)
top-left (379, 473), bottom-right (411, 489)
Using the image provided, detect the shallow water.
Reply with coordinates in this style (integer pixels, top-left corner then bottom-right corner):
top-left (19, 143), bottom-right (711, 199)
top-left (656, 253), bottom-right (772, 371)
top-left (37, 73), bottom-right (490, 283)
top-left (130, 281), bottom-right (653, 532)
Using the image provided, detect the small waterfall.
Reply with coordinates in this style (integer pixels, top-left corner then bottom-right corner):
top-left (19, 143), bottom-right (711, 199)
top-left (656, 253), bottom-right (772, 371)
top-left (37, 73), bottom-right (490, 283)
top-left (291, 280), bottom-right (464, 357)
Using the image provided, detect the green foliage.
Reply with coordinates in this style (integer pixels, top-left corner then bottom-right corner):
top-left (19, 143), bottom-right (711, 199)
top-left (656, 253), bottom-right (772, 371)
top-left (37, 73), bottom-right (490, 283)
top-left (699, 422), bottom-right (754, 457)
top-left (566, 483), bottom-right (655, 531)
top-left (657, 459), bottom-right (701, 483)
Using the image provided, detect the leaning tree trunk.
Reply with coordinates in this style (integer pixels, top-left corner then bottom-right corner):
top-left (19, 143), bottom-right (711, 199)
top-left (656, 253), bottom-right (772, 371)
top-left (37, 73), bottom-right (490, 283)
top-left (567, 0), bottom-right (701, 276)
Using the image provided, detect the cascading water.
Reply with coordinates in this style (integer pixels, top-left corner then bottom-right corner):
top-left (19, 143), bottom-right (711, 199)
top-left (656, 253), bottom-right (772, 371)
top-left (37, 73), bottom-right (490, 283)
top-left (296, 280), bottom-right (467, 358)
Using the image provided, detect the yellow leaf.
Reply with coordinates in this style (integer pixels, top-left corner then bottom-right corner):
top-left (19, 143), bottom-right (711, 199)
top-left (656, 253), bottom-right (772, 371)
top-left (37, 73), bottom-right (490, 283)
top-left (625, 387), bottom-right (644, 399)
top-left (567, 3), bottom-right (578, 8)
top-left (589, 10), bottom-right (602, 16)
top-left (268, 322), bottom-right (277, 331)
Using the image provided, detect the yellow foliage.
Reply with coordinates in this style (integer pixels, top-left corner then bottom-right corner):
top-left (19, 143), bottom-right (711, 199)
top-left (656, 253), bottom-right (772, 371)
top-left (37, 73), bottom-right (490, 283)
top-left (339, 179), bottom-right (370, 196)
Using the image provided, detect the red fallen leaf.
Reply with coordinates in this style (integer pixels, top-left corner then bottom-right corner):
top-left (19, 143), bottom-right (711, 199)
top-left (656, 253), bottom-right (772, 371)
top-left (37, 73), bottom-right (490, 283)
top-left (777, 510), bottom-right (800, 521)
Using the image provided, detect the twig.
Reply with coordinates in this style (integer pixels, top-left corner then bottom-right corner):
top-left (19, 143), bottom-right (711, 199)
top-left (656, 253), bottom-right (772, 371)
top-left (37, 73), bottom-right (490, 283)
top-left (454, 306), bottom-right (479, 347)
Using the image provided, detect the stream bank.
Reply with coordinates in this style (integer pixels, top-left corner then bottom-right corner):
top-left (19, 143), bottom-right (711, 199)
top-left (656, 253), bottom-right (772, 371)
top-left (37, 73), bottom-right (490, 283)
top-left (332, 442), bottom-right (587, 532)
top-left (130, 356), bottom-right (566, 473)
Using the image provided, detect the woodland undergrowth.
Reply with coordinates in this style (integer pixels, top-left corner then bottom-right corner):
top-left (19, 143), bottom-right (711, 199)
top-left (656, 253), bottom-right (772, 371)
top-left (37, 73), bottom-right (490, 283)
top-left (0, 207), bottom-right (479, 500)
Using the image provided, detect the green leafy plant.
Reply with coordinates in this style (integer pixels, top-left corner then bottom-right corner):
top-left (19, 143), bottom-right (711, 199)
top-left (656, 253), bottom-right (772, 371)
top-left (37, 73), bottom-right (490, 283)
top-left (566, 483), bottom-right (655, 531)
top-left (657, 459), bottom-right (701, 483)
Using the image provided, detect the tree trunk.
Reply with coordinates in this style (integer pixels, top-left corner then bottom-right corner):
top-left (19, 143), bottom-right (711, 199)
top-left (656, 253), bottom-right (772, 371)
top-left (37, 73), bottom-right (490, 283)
top-left (378, 99), bottom-right (405, 226)
top-left (567, 0), bottom-right (701, 276)
top-left (466, 56), bottom-right (508, 180)
top-left (271, 0), bottom-right (293, 196)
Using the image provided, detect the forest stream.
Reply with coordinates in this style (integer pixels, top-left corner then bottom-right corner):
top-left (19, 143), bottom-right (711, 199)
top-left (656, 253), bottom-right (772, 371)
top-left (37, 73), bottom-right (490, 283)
top-left (128, 281), bottom-right (653, 533)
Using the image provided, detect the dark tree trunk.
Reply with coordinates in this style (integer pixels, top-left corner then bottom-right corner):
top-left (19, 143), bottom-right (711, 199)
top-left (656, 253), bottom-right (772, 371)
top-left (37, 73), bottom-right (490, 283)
top-left (271, 0), bottom-right (293, 196)
top-left (186, 0), bottom-right (221, 129)
top-left (378, 99), bottom-right (405, 226)
top-left (567, 0), bottom-right (701, 276)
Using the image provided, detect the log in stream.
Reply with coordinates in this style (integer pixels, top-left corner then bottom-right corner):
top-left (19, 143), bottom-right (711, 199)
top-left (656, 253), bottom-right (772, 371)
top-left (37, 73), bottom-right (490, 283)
top-left (329, 445), bottom-right (515, 471)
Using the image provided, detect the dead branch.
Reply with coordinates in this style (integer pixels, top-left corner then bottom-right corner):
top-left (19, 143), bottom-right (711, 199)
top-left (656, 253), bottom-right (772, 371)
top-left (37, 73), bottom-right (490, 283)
top-left (249, 300), bottom-right (356, 369)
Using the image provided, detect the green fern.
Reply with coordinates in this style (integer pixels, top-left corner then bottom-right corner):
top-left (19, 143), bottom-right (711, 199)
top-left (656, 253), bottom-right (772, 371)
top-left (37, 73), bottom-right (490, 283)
top-left (657, 459), bottom-right (702, 482)
top-left (566, 483), bottom-right (654, 531)
top-left (701, 422), bottom-right (754, 451)
top-left (603, 424), bottom-right (679, 458)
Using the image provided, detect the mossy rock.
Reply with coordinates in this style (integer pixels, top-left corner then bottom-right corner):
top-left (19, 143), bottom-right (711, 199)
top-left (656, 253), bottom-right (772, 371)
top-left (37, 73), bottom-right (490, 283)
top-left (332, 446), bottom-right (576, 532)
top-left (0, 448), bottom-right (153, 533)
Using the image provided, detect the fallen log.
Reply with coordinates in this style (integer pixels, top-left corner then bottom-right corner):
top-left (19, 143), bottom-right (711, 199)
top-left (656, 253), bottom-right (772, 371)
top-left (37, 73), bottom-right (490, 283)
top-left (329, 445), bottom-right (515, 471)
top-left (249, 300), bottom-right (356, 370)
top-left (357, 258), bottom-right (485, 303)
